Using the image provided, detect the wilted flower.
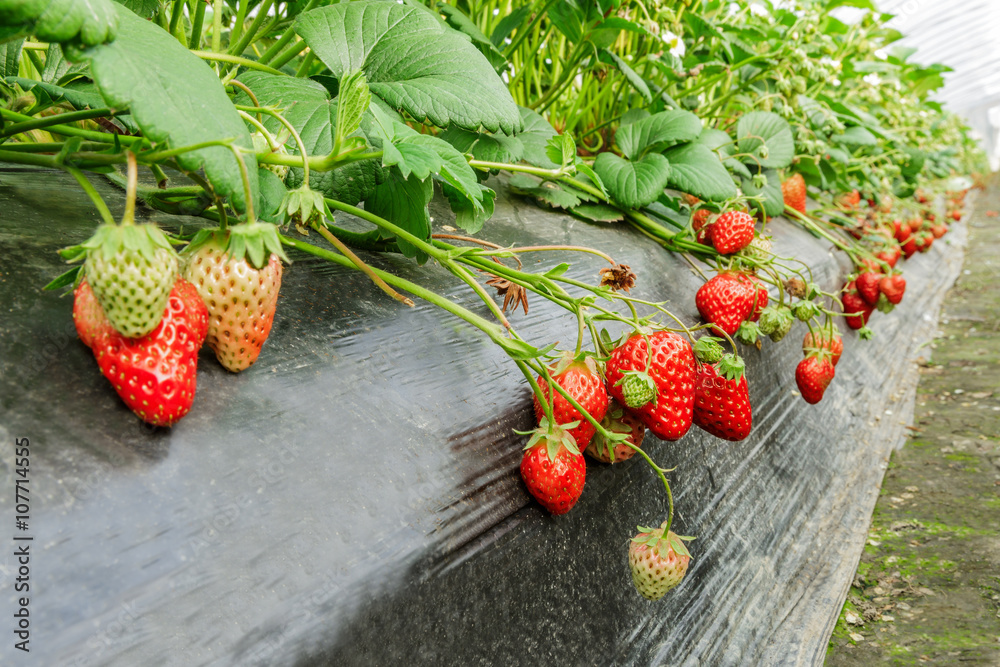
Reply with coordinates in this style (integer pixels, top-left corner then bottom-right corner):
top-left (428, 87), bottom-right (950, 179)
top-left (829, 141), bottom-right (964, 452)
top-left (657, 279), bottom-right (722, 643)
top-left (599, 263), bottom-right (637, 293)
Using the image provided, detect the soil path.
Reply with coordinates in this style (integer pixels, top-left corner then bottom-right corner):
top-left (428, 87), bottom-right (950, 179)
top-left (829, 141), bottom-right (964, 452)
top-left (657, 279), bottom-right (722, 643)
top-left (825, 183), bottom-right (1000, 665)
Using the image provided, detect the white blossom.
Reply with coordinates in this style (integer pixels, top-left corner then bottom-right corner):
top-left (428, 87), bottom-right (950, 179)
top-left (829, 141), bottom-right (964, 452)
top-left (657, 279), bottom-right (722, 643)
top-left (662, 30), bottom-right (686, 58)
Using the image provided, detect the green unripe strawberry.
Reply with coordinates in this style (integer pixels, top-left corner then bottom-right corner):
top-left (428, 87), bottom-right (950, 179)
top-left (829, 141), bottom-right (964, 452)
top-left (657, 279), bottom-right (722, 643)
top-left (615, 370), bottom-right (657, 409)
top-left (793, 300), bottom-right (819, 322)
top-left (693, 336), bottom-right (725, 364)
top-left (768, 310), bottom-right (794, 342)
top-left (83, 224), bottom-right (179, 338)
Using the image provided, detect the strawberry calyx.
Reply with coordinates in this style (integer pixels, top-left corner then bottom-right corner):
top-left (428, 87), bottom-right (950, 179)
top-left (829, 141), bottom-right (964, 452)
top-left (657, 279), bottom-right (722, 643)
top-left (716, 354), bottom-right (745, 382)
top-left (78, 223), bottom-right (177, 265)
top-left (517, 418), bottom-right (581, 458)
top-left (632, 524), bottom-right (694, 559)
top-left (735, 320), bottom-right (761, 346)
top-left (185, 222), bottom-right (290, 270)
top-left (280, 184), bottom-right (332, 233)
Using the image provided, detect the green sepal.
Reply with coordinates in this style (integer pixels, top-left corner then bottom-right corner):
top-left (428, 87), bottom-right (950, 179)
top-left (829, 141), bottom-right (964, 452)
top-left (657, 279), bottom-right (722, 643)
top-left (858, 326), bottom-right (874, 341)
top-left (183, 222), bottom-right (290, 269)
top-left (735, 320), bottom-right (760, 346)
top-left (80, 223), bottom-right (178, 264)
top-left (875, 292), bottom-right (895, 314)
top-left (521, 418), bottom-right (581, 458)
top-left (717, 354), bottom-right (745, 382)
top-left (43, 265), bottom-right (82, 291)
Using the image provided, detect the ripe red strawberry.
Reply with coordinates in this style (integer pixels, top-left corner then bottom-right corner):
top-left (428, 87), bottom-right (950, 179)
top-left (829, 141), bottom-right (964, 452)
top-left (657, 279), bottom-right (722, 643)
top-left (585, 400), bottom-right (645, 463)
top-left (949, 210), bottom-right (962, 222)
top-left (855, 271), bottom-right (882, 306)
top-left (73, 280), bottom-right (112, 349)
top-left (696, 272), bottom-right (755, 336)
top-left (802, 329), bottom-right (843, 366)
top-left (519, 422), bottom-right (586, 515)
top-left (901, 236), bottom-right (918, 259)
top-left (838, 189), bottom-right (861, 209)
top-left (795, 355), bottom-right (835, 404)
top-left (893, 220), bottom-right (910, 244)
top-left (605, 331), bottom-right (697, 441)
top-left (533, 355), bottom-right (609, 449)
top-left (782, 173), bottom-right (807, 214)
top-left (876, 246), bottom-right (901, 268)
top-left (92, 279), bottom-right (209, 426)
top-left (931, 224), bottom-right (948, 239)
top-left (879, 274), bottom-right (906, 305)
top-left (692, 208), bottom-right (711, 231)
top-left (693, 356), bottom-right (752, 441)
top-left (915, 232), bottom-right (933, 253)
top-left (183, 225), bottom-right (286, 372)
top-left (696, 224), bottom-right (713, 246)
top-left (711, 211), bottom-right (755, 254)
top-left (842, 289), bottom-right (873, 330)
top-left (629, 522), bottom-right (691, 600)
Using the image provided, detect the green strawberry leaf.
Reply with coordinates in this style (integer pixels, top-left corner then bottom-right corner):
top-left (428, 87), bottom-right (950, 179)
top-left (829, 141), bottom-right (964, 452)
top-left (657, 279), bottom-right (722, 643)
top-left (517, 106), bottom-right (560, 169)
top-left (545, 132), bottom-right (577, 169)
top-left (83, 5), bottom-right (257, 213)
top-left (295, 1), bottom-right (521, 134)
top-left (835, 125), bottom-right (878, 147)
top-left (335, 70), bottom-right (372, 150)
top-left (664, 142), bottom-right (738, 203)
top-left (365, 170), bottom-right (433, 263)
top-left (257, 168), bottom-right (288, 223)
top-left (599, 48), bottom-right (651, 104)
top-left (439, 126), bottom-right (525, 164)
top-left (1, 39), bottom-right (22, 77)
top-left (593, 152), bottom-right (671, 210)
top-left (572, 203), bottom-right (623, 222)
top-left (615, 109), bottom-right (703, 160)
top-left (737, 111), bottom-right (795, 169)
top-left (739, 168), bottom-right (785, 218)
top-left (0, 0), bottom-right (118, 46)
top-left (442, 181), bottom-right (496, 235)
top-left (235, 71), bottom-right (384, 206)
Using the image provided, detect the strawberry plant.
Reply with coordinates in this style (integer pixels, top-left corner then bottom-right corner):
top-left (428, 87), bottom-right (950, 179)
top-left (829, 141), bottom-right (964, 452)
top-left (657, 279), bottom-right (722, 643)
top-left (0, 0), bottom-right (988, 603)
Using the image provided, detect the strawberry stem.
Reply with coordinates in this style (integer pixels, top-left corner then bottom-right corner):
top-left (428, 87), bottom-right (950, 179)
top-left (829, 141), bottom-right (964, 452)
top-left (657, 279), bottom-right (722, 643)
top-left (122, 151), bottom-right (138, 226)
top-left (66, 168), bottom-right (115, 227)
top-left (313, 224), bottom-right (414, 307)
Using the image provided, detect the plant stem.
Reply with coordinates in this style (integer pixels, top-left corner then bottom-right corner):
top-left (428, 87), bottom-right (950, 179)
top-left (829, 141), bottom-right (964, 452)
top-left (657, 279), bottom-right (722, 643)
top-left (1, 108), bottom-right (115, 138)
top-left (191, 50), bottom-right (284, 75)
top-left (66, 168), bottom-right (116, 226)
top-left (313, 224), bottom-right (414, 306)
top-left (189, 0), bottom-right (208, 49)
top-left (227, 0), bottom-right (275, 56)
top-left (122, 152), bottom-right (138, 225)
top-left (280, 234), bottom-right (507, 341)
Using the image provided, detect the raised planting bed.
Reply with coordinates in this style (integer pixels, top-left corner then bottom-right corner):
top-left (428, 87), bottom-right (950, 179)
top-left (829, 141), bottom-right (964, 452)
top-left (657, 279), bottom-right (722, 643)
top-left (0, 166), bottom-right (969, 665)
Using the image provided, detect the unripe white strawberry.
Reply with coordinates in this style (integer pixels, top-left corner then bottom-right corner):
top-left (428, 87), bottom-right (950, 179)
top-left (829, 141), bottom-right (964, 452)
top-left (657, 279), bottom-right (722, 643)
top-left (84, 224), bottom-right (178, 338)
top-left (182, 225), bottom-right (286, 372)
top-left (628, 522), bottom-right (692, 600)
